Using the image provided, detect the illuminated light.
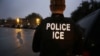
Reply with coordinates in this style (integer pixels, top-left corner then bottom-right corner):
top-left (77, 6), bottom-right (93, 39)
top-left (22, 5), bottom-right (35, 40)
top-left (16, 18), bottom-right (20, 24)
top-left (36, 18), bottom-right (40, 25)
top-left (16, 18), bottom-right (20, 25)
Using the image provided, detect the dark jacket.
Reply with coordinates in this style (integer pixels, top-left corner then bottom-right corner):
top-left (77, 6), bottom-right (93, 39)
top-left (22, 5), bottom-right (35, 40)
top-left (32, 14), bottom-right (83, 56)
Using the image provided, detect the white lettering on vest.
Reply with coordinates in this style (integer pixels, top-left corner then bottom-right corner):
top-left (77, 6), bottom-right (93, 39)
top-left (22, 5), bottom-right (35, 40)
top-left (52, 31), bottom-right (64, 40)
top-left (46, 23), bottom-right (71, 40)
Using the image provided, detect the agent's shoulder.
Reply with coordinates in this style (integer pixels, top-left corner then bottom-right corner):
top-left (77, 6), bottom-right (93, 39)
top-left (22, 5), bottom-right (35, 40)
top-left (39, 17), bottom-right (51, 24)
top-left (42, 17), bottom-right (53, 22)
top-left (64, 17), bottom-right (72, 20)
top-left (44, 17), bottom-right (52, 20)
top-left (62, 17), bottom-right (74, 23)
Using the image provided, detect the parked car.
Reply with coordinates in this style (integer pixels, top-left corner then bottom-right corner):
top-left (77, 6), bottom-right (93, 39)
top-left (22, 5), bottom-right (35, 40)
top-left (77, 9), bottom-right (100, 56)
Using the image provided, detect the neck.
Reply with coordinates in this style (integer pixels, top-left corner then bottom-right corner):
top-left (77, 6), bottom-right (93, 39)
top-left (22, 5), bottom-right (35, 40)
top-left (52, 11), bottom-right (64, 14)
top-left (51, 13), bottom-right (64, 18)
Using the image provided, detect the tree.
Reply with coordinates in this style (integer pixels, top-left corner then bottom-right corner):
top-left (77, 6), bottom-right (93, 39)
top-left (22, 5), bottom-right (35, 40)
top-left (71, 1), bottom-right (90, 22)
top-left (71, 1), bottom-right (100, 22)
top-left (25, 13), bottom-right (43, 28)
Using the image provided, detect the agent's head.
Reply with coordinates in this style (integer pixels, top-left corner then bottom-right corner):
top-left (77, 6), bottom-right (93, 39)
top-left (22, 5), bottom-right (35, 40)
top-left (50, 0), bottom-right (66, 14)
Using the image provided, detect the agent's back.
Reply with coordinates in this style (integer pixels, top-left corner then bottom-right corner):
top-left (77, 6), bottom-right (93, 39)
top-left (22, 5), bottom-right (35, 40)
top-left (32, 0), bottom-right (83, 56)
top-left (32, 14), bottom-right (82, 56)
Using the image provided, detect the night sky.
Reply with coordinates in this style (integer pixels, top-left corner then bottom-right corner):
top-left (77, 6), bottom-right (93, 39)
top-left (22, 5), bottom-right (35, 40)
top-left (0, 0), bottom-right (99, 19)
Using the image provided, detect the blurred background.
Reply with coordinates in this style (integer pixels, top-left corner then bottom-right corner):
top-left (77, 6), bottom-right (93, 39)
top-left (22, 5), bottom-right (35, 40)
top-left (0, 0), bottom-right (100, 56)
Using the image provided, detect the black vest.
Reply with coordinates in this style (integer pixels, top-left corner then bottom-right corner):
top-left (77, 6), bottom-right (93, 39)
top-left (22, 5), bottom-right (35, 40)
top-left (33, 14), bottom-right (82, 56)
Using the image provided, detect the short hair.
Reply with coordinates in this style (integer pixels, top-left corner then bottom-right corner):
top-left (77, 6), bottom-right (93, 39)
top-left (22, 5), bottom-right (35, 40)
top-left (50, 0), bottom-right (65, 12)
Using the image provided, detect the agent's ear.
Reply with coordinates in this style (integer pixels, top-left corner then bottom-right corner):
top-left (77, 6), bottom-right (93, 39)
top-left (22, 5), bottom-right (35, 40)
top-left (62, 5), bottom-right (66, 11)
top-left (50, 5), bottom-right (52, 10)
top-left (50, 5), bottom-right (53, 12)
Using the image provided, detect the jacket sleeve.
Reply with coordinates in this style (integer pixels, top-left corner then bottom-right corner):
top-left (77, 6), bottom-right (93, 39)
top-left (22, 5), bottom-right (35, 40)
top-left (32, 25), bottom-right (41, 53)
top-left (73, 24), bottom-right (84, 55)
top-left (67, 19), bottom-right (83, 55)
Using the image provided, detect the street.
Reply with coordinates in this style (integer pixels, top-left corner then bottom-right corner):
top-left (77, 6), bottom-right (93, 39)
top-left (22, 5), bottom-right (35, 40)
top-left (0, 27), bottom-right (39, 56)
